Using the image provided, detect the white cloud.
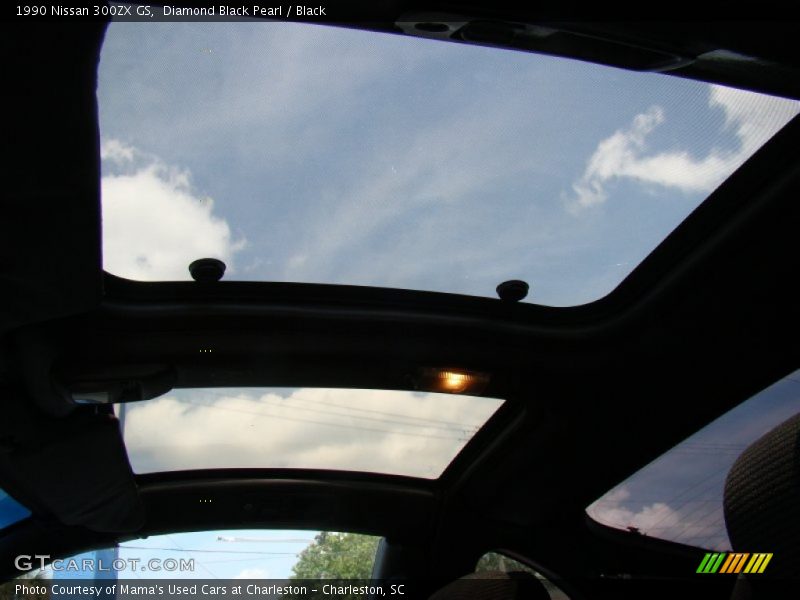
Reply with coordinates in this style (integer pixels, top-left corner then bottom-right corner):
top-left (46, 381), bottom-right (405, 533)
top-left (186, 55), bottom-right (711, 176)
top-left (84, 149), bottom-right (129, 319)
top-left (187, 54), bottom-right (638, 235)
top-left (101, 139), bottom-right (245, 280)
top-left (568, 85), bottom-right (800, 211)
top-left (588, 487), bottom-right (680, 531)
top-left (587, 486), bottom-right (730, 550)
top-left (100, 138), bottom-right (135, 163)
top-left (119, 388), bottom-right (502, 479)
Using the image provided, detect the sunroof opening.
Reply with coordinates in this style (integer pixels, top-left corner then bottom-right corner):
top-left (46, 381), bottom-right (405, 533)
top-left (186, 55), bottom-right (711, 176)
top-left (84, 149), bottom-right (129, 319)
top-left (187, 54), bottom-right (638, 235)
top-left (98, 21), bottom-right (800, 306)
top-left (115, 388), bottom-right (504, 479)
top-left (586, 369), bottom-right (800, 550)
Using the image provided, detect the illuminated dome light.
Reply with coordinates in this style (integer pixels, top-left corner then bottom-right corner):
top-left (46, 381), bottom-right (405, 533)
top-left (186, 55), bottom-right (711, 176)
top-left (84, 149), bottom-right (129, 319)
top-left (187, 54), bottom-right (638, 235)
top-left (417, 368), bottom-right (491, 395)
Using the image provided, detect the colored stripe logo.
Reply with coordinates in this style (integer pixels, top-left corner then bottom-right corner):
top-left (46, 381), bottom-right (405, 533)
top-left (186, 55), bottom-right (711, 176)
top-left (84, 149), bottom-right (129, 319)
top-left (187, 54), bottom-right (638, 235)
top-left (696, 553), bottom-right (773, 574)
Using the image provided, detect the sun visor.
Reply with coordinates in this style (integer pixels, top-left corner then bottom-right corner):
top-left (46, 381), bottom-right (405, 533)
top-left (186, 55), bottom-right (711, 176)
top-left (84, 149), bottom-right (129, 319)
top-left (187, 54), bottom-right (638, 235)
top-left (0, 388), bottom-right (144, 533)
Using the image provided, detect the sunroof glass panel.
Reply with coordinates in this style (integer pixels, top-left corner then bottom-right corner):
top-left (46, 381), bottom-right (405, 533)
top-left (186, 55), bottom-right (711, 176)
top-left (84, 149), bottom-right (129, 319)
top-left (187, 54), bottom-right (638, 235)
top-left (116, 388), bottom-right (503, 479)
top-left (98, 21), bottom-right (800, 306)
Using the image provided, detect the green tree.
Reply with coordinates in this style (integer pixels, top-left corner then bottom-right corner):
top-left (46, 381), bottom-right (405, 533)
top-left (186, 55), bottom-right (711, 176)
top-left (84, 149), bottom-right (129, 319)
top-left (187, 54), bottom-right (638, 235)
top-left (290, 532), bottom-right (380, 579)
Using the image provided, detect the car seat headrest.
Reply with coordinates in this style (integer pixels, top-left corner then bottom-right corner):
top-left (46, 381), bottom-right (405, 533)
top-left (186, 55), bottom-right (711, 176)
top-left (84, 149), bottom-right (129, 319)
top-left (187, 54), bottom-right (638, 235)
top-left (723, 412), bottom-right (800, 577)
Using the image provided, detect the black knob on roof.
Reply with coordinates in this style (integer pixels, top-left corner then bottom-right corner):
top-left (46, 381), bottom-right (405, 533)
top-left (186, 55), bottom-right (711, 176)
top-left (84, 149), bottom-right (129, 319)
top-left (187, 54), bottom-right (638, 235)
top-left (496, 280), bottom-right (529, 302)
top-left (189, 258), bottom-right (226, 282)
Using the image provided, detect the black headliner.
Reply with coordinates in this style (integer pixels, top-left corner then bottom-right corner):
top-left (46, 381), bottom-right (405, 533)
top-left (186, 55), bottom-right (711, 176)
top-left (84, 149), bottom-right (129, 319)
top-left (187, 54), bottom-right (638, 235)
top-left (2, 6), bottom-right (800, 594)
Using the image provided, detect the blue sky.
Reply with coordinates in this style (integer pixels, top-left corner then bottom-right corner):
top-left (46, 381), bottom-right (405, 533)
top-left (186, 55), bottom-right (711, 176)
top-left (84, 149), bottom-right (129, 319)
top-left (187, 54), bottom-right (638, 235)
top-left (44, 529), bottom-right (320, 580)
top-left (97, 21), bottom-right (800, 306)
top-left (115, 529), bottom-right (317, 579)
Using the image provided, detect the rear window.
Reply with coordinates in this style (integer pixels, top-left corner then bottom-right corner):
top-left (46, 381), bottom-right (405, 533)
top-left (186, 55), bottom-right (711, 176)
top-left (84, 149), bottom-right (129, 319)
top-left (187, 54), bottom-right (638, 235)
top-left (13, 529), bottom-right (379, 580)
top-left (586, 369), bottom-right (800, 550)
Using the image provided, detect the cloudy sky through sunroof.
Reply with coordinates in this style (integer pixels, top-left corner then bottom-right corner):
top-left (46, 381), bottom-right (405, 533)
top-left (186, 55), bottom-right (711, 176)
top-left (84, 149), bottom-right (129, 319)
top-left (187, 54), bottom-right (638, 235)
top-left (118, 388), bottom-right (503, 479)
top-left (98, 21), bottom-right (800, 306)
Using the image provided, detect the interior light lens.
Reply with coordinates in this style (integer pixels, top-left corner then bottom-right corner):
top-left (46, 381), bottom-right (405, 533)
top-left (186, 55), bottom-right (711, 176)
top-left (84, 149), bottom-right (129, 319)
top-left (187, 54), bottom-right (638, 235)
top-left (418, 368), bottom-right (490, 395)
